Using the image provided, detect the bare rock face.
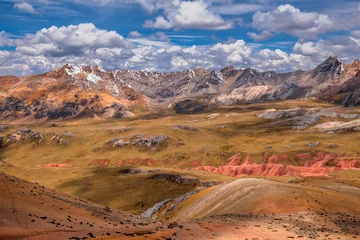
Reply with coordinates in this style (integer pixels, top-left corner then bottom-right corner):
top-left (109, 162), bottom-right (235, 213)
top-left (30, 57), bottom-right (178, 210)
top-left (257, 108), bottom-right (303, 119)
top-left (173, 100), bottom-right (207, 114)
top-left (342, 89), bottom-right (360, 106)
top-left (312, 120), bottom-right (360, 133)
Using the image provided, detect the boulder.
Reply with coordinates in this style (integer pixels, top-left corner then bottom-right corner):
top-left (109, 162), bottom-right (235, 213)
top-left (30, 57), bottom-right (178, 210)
top-left (132, 135), bottom-right (169, 148)
top-left (307, 142), bottom-right (320, 148)
top-left (0, 125), bottom-right (9, 132)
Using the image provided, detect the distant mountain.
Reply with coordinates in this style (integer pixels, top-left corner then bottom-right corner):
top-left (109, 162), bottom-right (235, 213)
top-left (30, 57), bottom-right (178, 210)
top-left (1, 57), bottom-right (360, 122)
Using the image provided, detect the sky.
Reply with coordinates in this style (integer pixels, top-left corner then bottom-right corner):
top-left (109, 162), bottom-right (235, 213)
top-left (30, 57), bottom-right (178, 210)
top-left (0, 0), bottom-right (360, 76)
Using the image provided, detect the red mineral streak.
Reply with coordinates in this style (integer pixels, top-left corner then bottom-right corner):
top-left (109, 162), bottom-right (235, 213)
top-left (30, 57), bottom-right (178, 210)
top-left (195, 152), bottom-right (360, 177)
top-left (91, 159), bottom-right (110, 166)
top-left (40, 163), bottom-right (72, 168)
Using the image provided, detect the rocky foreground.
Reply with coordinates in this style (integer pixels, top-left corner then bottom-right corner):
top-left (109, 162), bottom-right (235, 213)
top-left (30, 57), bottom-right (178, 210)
top-left (1, 172), bottom-right (359, 240)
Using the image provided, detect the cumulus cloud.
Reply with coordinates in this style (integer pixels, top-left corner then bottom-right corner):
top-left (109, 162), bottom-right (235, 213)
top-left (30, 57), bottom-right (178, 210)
top-left (247, 30), bottom-right (273, 41)
top-left (293, 36), bottom-right (360, 63)
top-left (128, 31), bottom-right (142, 38)
top-left (1, 23), bottom-right (359, 76)
top-left (211, 3), bottom-right (265, 15)
top-left (14, 23), bottom-right (134, 57)
top-left (351, 30), bottom-right (360, 38)
top-left (149, 32), bottom-right (171, 42)
top-left (0, 31), bottom-right (9, 47)
top-left (252, 4), bottom-right (336, 39)
top-left (13, 2), bottom-right (37, 14)
top-left (144, 16), bottom-right (173, 29)
top-left (143, 0), bottom-right (233, 30)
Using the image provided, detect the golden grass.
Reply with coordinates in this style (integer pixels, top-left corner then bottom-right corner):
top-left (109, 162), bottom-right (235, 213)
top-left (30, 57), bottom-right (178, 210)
top-left (1, 99), bottom-right (360, 215)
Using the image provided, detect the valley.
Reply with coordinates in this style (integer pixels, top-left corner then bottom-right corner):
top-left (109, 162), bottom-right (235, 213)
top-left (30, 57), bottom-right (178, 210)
top-left (1, 57), bottom-right (360, 239)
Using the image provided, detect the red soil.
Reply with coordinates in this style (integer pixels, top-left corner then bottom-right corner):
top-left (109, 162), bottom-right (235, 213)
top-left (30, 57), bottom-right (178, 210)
top-left (40, 163), bottom-right (72, 168)
top-left (195, 152), bottom-right (360, 177)
top-left (90, 159), bottom-right (110, 166)
top-left (115, 158), bottom-right (158, 167)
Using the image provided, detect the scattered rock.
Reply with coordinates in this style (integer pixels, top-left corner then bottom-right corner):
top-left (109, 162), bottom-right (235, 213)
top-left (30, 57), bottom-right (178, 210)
top-left (172, 125), bottom-right (198, 131)
top-left (132, 135), bottom-right (169, 148)
top-left (119, 127), bottom-right (133, 132)
top-left (51, 135), bottom-right (69, 145)
top-left (307, 142), bottom-right (320, 148)
top-left (1, 129), bottom-right (44, 148)
top-left (107, 138), bottom-right (130, 147)
top-left (327, 143), bottom-right (339, 148)
top-left (64, 131), bottom-right (76, 137)
top-left (207, 113), bottom-right (220, 119)
top-left (0, 125), bottom-right (9, 132)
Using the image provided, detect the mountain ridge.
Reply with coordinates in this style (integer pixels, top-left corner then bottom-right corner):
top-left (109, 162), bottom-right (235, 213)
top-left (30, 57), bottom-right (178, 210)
top-left (1, 56), bottom-right (360, 122)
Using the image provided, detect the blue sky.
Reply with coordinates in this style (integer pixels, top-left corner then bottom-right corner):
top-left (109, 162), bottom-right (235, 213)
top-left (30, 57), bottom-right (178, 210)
top-left (0, 0), bottom-right (360, 75)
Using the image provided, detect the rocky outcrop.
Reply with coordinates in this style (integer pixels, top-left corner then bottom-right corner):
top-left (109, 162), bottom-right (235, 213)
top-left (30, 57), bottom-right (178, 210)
top-left (107, 137), bottom-right (130, 147)
top-left (342, 89), bottom-right (360, 106)
top-left (148, 174), bottom-right (201, 187)
top-left (173, 100), bottom-right (207, 114)
top-left (1, 129), bottom-right (44, 148)
top-left (141, 189), bottom-right (200, 220)
top-left (257, 108), bottom-right (303, 119)
top-left (132, 135), bottom-right (169, 148)
top-left (195, 152), bottom-right (360, 178)
top-left (0, 125), bottom-right (9, 132)
top-left (312, 120), bottom-right (360, 133)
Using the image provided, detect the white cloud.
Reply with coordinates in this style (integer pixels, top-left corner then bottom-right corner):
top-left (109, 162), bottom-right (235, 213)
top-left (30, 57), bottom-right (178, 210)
top-left (13, 2), bottom-right (37, 14)
top-left (15, 23), bottom-right (134, 57)
top-left (252, 4), bottom-right (336, 39)
top-left (149, 32), bottom-right (170, 42)
top-left (128, 31), bottom-right (142, 38)
top-left (247, 30), bottom-right (273, 41)
top-left (0, 31), bottom-right (9, 47)
top-left (2, 23), bottom-right (360, 76)
top-left (143, 0), bottom-right (233, 30)
top-left (293, 36), bottom-right (360, 63)
top-left (211, 3), bottom-right (265, 15)
top-left (144, 16), bottom-right (173, 29)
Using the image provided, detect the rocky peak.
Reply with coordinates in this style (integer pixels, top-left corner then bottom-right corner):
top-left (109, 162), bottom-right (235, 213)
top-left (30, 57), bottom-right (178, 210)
top-left (348, 59), bottom-right (360, 70)
top-left (314, 56), bottom-right (342, 74)
top-left (220, 65), bottom-right (238, 78)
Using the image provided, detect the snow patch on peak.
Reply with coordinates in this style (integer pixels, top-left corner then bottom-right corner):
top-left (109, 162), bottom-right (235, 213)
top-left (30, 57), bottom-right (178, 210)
top-left (87, 73), bottom-right (101, 83)
top-left (65, 65), bottom-right (82, 77)
top-left (213, 71), bottom-right (224, 82)
top-left (188, 70), bottom-right (196, 81)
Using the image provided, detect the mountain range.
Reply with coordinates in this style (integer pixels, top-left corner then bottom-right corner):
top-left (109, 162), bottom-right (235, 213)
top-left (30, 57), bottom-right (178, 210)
top-left (1, 56), bottom-right (360, 122)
